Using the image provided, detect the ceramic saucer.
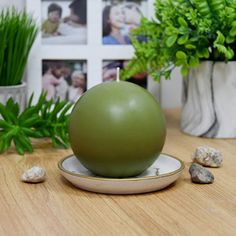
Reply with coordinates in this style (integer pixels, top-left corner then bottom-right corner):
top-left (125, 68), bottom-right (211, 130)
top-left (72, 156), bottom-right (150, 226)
top-left (58, 154), bottom-right (185, 194)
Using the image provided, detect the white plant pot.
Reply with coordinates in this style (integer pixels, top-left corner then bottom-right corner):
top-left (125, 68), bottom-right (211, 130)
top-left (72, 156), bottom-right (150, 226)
top-left (181, 61), bottom-right (236, 138)
top-left (0, 82), bottom-right (26, 112)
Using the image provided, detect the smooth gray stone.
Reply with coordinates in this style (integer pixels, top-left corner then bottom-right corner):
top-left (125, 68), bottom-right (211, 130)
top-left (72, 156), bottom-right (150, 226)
top-left (189, 163), bottom-right (214, 184)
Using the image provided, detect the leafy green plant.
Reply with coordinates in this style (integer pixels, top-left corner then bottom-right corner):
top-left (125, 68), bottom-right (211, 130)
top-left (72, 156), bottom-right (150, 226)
top-left (0, 8), bottom-right (37, 86)
top-left (0, 93), bottom-right (73, 155)
top-left (122, 0), bottom-right (236, 81)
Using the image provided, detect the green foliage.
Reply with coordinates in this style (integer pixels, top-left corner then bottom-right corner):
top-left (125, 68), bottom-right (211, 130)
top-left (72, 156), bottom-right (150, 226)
top-left (0, 93), bottom-right (73, 155)
top-left (0, 8), bottom-right (37, 86)
top-left (122, 0), bottom-right (236, 80)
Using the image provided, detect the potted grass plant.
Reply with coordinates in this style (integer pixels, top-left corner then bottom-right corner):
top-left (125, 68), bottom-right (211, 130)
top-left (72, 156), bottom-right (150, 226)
top-left (122, 0), bottom-right (236, 138)
top-left (0, 8), bottom-right (37, 111)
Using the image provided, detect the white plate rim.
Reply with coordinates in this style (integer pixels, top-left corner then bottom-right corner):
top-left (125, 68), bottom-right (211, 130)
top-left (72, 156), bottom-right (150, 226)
top-left (58, 153), bottom-right (185, 182)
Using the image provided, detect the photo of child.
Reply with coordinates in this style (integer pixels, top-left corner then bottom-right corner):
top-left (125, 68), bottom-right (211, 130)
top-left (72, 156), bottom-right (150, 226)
top-left (102, 60), bottom-right (147, 88)
top-left (42, 60), bottom-right (87, 103)
top-left (102, 0), bottom-right (147, 45)
top-left (41, 0), bottom-right (87, 44)
top-left (42, 3), bottom-right (62, 37)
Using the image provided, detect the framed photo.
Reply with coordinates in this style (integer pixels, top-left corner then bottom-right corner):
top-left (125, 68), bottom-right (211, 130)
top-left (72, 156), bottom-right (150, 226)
top-left (26, 0), bottom-right (160, 104)
top-left (102, 0), bottom-right (148, 45)
top-left (42, 60), bottom-right (87, 103)
top-left (103, 60), bottom-right (147, 88)
top-left (41, 0), bottom-right (87, 45)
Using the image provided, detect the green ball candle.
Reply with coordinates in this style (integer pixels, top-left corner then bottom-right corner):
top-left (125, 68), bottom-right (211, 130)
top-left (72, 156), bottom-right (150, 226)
top-left (69, 78), bottom-right (166, 178)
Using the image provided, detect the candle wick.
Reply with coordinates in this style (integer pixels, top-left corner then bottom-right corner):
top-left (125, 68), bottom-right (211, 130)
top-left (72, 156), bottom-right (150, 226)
top-left (116, 67), bottom-right (120, 82)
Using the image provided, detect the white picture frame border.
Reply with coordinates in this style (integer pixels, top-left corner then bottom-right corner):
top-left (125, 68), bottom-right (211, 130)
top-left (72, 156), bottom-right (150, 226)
top-left (26, 0), bottom-right (160, 104)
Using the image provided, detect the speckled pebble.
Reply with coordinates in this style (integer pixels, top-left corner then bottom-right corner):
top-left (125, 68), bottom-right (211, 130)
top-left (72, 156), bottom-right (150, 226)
top-left (193, 146), bottom-right (223, 167)
top-left (189, 163), bottom-right (214, 184)
top-left (21, 166), bottom-right (46, 183)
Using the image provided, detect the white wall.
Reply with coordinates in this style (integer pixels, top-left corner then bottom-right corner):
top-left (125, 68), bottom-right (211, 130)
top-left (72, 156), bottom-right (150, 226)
top-left (161, 68), bottom-right (182, 109)
top-left (0, 0), bottom-right (25, 9)
top-left (2, 0), bottom-right (182, 108)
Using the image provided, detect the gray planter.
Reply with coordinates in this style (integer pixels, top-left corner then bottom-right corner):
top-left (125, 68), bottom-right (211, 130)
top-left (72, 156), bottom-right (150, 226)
top-left (181, 61), bottom-right (236, 138)
top-left (0, 82), bottom-right (27, 112)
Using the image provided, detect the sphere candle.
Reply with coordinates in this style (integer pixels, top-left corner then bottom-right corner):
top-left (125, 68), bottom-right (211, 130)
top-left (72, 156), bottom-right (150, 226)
top-left (69, 69), bottom-right (166, 178)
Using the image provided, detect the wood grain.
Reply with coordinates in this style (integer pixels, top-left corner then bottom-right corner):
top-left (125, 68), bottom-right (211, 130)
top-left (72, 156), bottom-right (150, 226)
top-left (0, 109), bottom-right (236, 236)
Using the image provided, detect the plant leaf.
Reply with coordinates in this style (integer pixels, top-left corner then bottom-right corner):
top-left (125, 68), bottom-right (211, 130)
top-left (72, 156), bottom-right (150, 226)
top-left (178, 35), bottom-right (188, 45)
top-left (178, 17), bottom-right (188, 27)
top-left (176, 51), bottom-right (187, 59)
top-left (166, 35), bottom-right (178, 47)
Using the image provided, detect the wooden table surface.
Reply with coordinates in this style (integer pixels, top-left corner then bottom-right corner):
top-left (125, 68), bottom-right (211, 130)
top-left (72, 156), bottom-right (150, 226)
top-left (1, 109), bottom-right (236, 236)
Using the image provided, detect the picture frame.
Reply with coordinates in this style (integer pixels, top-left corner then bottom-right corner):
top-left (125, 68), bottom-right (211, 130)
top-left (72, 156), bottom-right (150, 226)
top-left (26, 0), bottom-right (160, 104)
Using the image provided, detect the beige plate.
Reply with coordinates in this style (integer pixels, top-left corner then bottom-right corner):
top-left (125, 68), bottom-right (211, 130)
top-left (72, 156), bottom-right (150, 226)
top-left (58, 154), bottom-right (185, 194)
